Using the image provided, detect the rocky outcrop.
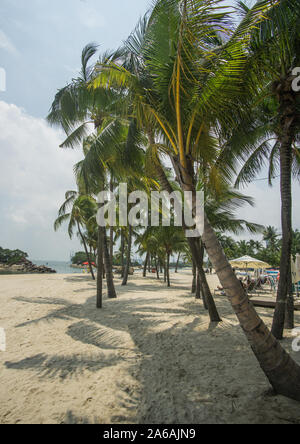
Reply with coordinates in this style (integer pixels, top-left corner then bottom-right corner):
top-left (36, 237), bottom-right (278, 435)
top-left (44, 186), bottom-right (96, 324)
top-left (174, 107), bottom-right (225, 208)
top-left (0, 258), bottom-right (56, 274)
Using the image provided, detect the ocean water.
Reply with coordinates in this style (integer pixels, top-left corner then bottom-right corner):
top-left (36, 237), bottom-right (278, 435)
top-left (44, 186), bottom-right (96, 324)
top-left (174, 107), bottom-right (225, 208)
top-left (33, 260), bottom-right (83, 274)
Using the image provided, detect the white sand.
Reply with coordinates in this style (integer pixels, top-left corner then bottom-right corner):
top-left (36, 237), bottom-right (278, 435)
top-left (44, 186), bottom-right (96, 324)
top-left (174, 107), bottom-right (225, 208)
top-left (0, 271), bottom-right (300, 424)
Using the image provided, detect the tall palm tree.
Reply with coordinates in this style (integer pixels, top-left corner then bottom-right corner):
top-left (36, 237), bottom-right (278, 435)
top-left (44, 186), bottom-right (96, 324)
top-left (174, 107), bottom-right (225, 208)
top-left (225, 0), bottom-right (300, 338)
top-left (91, 0), bottom-right (300, 400)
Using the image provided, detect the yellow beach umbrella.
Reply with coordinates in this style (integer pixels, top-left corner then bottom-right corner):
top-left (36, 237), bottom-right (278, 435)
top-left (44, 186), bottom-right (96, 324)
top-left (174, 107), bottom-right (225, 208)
top-left (229, 255), bottom-right (271, 270)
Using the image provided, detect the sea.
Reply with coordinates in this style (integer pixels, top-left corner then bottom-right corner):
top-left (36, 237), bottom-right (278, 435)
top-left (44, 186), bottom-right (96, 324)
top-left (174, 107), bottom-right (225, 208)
top-left (34, 260), bottom-right (83, 274)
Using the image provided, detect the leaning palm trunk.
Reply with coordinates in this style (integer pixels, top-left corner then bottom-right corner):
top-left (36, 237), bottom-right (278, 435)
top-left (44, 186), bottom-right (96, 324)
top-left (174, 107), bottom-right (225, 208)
top-left (77, 221), bottom-right (95, 281)
top-left (103, 230), bottom-right (117, 299)
top-left (97, 226), bottom-right (104, 309)
top-left (202, 214), bottom-right (300, 401)
top-left (122, 226), bottom-right (132, 286)
top-left (172, 153), bottom-right (300, 399)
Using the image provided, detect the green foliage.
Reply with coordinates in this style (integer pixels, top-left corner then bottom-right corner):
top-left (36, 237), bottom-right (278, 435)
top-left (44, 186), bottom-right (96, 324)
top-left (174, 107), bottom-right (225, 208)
top-left (217, 231), bottom-right (281, 268)
top-left (0, 247), bottom-right (28, 265)
top-left (71, 251), bottom-right (96, 265)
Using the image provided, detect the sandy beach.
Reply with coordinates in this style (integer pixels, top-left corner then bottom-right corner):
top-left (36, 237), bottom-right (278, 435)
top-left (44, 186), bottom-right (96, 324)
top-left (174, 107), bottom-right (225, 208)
top-left (0, 271), bottom-right (300, 424)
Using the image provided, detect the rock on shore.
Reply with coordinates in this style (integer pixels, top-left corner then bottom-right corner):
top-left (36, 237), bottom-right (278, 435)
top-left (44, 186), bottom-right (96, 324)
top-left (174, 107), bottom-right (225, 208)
top-left (0, 258), bottom-right (56, 274)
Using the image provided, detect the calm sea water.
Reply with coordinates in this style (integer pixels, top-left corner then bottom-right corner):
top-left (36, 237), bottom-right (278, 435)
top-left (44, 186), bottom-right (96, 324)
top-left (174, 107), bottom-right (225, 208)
top-left (33, 260), bottom-right (83, 274)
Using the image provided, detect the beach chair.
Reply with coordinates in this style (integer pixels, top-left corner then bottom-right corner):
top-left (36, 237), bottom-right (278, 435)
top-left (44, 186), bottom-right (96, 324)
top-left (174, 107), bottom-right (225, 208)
top-left (266, 275), bottom-right (277, 294)
top-left (248, 278), bottom-right (263, 297)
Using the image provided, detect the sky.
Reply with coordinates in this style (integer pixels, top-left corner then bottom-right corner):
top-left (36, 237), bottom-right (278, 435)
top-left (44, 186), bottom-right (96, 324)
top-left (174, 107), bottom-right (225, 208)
top-left (0, 0), bottom-right (299, 261)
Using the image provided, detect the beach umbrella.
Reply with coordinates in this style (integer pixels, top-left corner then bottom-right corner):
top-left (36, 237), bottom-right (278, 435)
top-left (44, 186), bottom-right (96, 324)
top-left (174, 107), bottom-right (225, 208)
top-left (229, 255), bottom-right (271, 271)
top-left (291, 254), bottom-right (300, 287)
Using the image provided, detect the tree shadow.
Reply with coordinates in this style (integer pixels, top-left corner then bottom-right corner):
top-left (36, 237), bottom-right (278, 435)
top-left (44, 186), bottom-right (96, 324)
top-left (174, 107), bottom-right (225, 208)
top-left (5, 352), bottom-right (125, 380)
top-left (6, 274), bottom-right (300, 424)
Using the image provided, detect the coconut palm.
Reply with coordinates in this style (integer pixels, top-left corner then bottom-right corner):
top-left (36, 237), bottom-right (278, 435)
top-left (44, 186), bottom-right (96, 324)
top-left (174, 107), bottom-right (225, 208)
top-left (224, 0), bottom-right (300, 338)
top-left (54, 192), bottom-right (96, 280)
top-left (90, 0), bottom-right (300, 399)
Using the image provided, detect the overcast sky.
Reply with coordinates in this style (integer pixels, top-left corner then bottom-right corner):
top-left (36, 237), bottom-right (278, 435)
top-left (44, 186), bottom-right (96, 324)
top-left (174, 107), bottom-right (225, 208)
top-left (0, 0), bottom-right (299, 261)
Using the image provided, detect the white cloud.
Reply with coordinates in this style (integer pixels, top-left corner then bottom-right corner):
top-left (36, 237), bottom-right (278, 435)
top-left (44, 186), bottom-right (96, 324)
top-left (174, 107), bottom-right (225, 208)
top-left (232, 179), bottom-right (300, 240)
top-left (0, 30), bottom-right (18, 55)
top-left (0, 101), bottom-right (83, 260)
top-left (77, 4), bottom-right (105, 29)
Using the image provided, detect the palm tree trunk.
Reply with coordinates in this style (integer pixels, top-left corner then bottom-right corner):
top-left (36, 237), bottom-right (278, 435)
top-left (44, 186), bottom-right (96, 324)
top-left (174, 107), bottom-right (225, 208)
top-left (109, 179), bottom-right (114, 265)
top-left (175, 253), bottom-right (181, 273)
top-left (202, 214), bottom-right (300, 401)
top-left (192, 261), bottom-right (196, 294)
top-left (272, 131), bottom-right (294, 339)
top-left (122, 226), bottom-right (132, 286)
top-left (166, 253), bottom-right (171, 287)
top-left (155, 257), bottom-right (160, 280)
top-left (121, 231), bottom-right (125, 278)
top-left (189, 238), bottom-right (221, 322)
top-left (156, 155), bottom-right (300, 399)
top-left (103, 229), bottom-right (117, 299)
top-left (196, 269), bottom-right (201, 300)
top-left (97, 227), bottom-right (104, 309)
top-left (164, 261), bottom-right (167, 283)
top-left (285, 264), bottom-right (295, 330)
top-left (77, 222), bottom-right (95, 281)
top-left (143, 252), bottom-right (150, 278)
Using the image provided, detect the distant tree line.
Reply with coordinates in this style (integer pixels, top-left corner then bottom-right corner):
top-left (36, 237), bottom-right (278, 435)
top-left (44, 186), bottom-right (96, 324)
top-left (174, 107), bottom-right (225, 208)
top-left (0, 247), bottom-right (28, 265)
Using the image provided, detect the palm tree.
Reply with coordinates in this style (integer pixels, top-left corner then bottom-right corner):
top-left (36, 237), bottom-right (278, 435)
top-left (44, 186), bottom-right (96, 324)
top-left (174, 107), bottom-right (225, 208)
top-left (91, 0), bottom-right (300, 400)
top-left (226, 0), bottom-right (300, 338)
top-left (54, 192), bottom-right (96, 280)
top-left (263, 226), bottom-right (279, 250)
top-left (122, 225), bottom-right (133, 286)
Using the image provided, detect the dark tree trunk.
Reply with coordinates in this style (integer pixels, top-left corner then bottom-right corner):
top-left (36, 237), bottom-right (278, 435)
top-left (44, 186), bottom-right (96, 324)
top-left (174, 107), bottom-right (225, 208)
top-left (121, 231), bottom-right (125, 278)
top-left (175, 253), bottom-right (181, 273)
top-left (164, 261), bottom-right (167, 283)
top-left (285, 265), bottom-right (295, 330)
top-left (189, 238), bottom-right (222, 322)
top-left (166, 253), bottom-right (171, 287)
top-left (77, 222), bottom-right (95, 281)
top-left (97, 227), bottom-right (104, 309)
top-left (196, 269), bottom-right (201, 300)
top-left (192, 261), bottom-right (196, 294)
top-left (103, 230), bottom-right (117, 299)
top-left (272, 122), bottom-right (294, 338)
top-left (122, 226), bottom-right (132, 286)
top-left (143, 252), bottom-right (150, 278)
top-left (109, 179), bottom-right (114, 265)
top-left (155, 257), bottom-right (160, 280)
